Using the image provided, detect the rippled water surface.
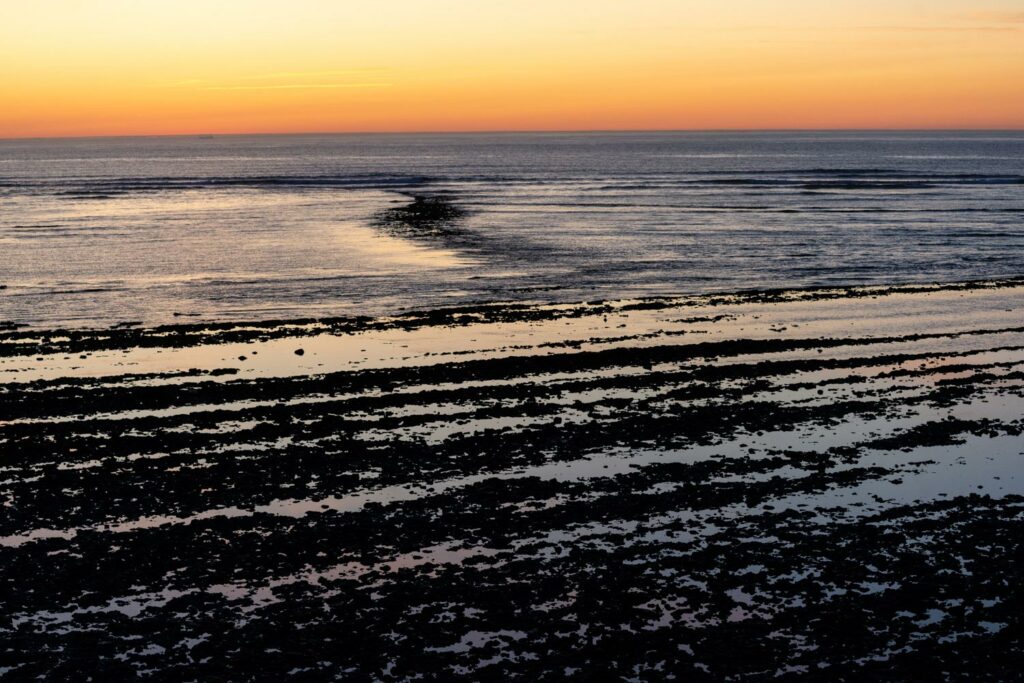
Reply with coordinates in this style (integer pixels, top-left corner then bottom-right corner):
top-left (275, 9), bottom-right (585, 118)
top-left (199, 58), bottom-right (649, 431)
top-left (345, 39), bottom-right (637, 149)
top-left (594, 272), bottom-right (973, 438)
top-left (3, 132), bottom-right (1024, 678)
top-left (2, 131), bottom-right (1023, 327)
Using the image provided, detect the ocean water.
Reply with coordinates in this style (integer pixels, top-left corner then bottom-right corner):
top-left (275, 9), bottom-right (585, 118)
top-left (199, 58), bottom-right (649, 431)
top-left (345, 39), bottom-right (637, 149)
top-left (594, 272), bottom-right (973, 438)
top-left (1, 131), bottom-right (1022, 329)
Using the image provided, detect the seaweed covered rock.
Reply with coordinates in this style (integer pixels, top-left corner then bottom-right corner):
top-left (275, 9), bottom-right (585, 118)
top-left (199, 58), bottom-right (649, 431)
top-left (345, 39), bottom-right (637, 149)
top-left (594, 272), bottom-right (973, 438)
top-left (374, 195), bottom-right (468, 238)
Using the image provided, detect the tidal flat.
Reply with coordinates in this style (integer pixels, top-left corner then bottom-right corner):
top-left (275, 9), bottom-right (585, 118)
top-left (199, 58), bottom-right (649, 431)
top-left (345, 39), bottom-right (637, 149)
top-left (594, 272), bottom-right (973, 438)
top-left (1, 278), bottom-right (1023, 679)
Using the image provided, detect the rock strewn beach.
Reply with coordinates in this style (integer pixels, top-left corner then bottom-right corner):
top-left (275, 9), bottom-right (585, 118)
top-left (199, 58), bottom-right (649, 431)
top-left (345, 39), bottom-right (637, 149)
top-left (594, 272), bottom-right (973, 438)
top-left (1, 279), bottom-right (1023, 679)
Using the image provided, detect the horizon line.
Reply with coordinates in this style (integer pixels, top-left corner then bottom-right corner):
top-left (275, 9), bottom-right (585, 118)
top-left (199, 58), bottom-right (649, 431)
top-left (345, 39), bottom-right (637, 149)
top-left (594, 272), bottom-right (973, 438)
top-left (3, 126), bottom-right (1024, 143)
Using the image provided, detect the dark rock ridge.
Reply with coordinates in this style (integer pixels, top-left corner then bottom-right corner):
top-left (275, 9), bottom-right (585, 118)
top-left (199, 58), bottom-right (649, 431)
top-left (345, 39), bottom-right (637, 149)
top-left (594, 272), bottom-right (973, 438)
top-left (373, 194), bottom-right (468, 238)
top-left (1, 280), bottom-right (1022, 679)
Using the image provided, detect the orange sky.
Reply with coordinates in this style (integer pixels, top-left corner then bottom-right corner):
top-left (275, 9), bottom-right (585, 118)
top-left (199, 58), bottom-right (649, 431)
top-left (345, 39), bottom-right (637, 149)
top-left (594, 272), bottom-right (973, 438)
top-left (1, 0), bottom-right (1023, 138)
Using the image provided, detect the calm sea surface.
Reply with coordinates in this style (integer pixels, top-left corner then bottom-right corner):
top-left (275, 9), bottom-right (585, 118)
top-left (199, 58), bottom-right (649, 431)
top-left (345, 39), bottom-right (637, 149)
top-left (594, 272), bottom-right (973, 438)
top-left (1, 131), bottom-right (1022, 328)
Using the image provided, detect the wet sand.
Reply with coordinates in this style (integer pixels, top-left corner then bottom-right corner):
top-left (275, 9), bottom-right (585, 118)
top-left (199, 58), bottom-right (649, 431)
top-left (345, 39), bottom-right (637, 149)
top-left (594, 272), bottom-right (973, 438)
top-left (1, 278), bottom-right (1023, 679)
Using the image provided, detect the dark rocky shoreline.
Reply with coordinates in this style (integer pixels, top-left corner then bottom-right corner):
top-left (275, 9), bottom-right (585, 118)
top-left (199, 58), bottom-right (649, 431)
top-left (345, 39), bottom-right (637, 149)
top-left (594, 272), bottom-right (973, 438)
top-left (1, 279), bottom-right (1023, 679)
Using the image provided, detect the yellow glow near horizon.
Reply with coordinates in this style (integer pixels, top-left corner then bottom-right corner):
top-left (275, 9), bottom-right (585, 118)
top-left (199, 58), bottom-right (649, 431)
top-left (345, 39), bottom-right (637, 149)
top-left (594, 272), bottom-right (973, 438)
top-left (1, 0), bottom-right (1022, 137)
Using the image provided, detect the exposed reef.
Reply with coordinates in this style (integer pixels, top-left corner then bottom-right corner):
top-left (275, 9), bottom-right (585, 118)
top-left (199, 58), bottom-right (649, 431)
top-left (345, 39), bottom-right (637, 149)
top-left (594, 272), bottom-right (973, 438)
top-left (373, 194), bottom-right (468, 239)
top-left (1, 279), bottom-right (1023, 679)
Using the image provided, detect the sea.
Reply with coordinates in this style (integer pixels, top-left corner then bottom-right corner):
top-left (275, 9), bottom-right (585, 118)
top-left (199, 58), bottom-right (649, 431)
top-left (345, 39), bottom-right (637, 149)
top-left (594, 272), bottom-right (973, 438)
top-left (1, 131), bottom-right (1022, 329)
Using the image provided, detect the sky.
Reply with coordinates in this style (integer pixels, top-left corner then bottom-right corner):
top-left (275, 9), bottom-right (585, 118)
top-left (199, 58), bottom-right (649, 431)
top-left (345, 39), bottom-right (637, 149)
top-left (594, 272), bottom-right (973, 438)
top-left (1, 0), bottom-right (1023, 137)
